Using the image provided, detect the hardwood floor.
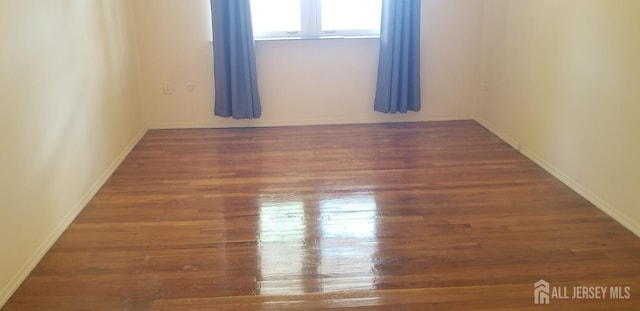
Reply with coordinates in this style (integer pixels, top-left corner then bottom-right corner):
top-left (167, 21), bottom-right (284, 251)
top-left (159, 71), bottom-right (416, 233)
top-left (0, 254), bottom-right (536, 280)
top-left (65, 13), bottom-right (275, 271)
top-left (4, 121), bottom-right (640, 310)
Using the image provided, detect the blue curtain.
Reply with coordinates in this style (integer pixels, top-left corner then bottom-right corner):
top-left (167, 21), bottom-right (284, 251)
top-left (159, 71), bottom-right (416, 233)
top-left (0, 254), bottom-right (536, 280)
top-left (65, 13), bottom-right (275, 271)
top-left (211, 0), bottom-right (261, 119)
top-left (374, 0), bottom-right (421, 114)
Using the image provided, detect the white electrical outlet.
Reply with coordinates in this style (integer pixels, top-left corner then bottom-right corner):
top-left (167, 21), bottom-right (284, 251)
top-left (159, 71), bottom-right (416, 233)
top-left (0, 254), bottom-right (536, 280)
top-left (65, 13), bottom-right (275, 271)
top-left (162, 82), bottom-right (173, 94)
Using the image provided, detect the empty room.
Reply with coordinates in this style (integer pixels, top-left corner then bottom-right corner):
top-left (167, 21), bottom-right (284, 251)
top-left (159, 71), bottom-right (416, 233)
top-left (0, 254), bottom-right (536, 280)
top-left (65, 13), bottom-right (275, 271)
top-left (1, 0), bottom-right (639, 310)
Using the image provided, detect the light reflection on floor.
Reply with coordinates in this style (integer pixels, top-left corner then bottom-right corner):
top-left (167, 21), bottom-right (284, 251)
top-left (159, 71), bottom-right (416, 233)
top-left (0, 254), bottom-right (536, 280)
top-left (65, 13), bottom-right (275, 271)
top-left (257, 194), bottom-right (378, 295)
top-left (258, 200), bottom-right (306, 295)
top-left (319, 195), bottom-right (378, 292)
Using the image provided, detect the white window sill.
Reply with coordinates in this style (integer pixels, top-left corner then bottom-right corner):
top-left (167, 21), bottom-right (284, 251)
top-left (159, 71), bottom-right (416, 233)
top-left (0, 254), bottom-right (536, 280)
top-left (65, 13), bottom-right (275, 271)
top-left (209, 35), bottom-right (379, 45)
top-left (254, 35), bottom-right (380, 42)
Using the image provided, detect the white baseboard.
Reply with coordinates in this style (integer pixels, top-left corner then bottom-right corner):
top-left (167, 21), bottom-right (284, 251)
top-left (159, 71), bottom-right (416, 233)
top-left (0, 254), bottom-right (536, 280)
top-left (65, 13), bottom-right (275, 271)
top-left (149, 115), bottom-right (472, 130)
top-left (0, 126), bottom-right (149, 308)
top-left (474, 117), bottom-right (521, 150)
top-left (521, 146), bottom-right (640, 237)
top-left (475, 117), bottom-right (640, 238)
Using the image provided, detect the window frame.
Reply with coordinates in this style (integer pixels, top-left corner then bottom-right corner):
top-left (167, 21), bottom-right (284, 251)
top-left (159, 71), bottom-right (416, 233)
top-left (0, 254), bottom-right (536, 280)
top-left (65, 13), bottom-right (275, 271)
top-left (251, 0), bottom-right (382, 40)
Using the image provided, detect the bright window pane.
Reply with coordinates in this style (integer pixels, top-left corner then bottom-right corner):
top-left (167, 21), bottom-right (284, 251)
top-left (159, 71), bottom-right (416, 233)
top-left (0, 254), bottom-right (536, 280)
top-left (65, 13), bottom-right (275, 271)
top-left (321, 0), bottom-right (382, 31)
top-left (250, 0), bottom-right (301, 34)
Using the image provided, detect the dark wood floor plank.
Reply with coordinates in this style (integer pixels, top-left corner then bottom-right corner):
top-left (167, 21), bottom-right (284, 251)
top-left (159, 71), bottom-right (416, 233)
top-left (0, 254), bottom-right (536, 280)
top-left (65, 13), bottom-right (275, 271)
top-left (4, 121), bottom-right (640, 310)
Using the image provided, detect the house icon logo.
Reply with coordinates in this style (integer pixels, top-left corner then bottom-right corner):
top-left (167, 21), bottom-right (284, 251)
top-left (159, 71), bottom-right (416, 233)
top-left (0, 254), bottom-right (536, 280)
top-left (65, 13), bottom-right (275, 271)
top-left (534, 280), bottom-right (550, 304)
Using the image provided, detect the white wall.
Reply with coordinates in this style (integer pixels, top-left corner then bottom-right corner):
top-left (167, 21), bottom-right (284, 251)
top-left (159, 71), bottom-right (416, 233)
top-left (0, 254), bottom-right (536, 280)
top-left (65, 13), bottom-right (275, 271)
top-left (476, 0), bottom-right (640, 235)
top-left (133, 0), bottom-right (485, 128)
top-left (0, 0), bottom-right (146, 306)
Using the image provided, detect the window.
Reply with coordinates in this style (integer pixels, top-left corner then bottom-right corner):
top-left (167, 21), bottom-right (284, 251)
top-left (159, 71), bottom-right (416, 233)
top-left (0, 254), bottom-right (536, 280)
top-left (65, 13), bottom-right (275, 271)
top-left (250, 0), bottom-right (382, 39)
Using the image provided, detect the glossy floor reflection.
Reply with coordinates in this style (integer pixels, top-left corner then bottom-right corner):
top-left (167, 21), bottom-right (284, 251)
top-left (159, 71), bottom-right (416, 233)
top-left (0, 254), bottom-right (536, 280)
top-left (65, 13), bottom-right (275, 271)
top-left (258, 199), bottom-right (306, 295)
top-left (4, 121), bottom-right (640, 310)
top-left (318, 195), bottom-right (378, 292)
top-left (257, 194), bottom-right (378, 295)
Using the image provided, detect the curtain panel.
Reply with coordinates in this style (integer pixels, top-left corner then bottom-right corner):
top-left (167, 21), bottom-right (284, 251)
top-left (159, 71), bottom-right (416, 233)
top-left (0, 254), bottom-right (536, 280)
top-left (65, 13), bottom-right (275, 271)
top-left (374, 0), bottom-right (422, 114)
top-left (211, 0), bottom-right (262, 119)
